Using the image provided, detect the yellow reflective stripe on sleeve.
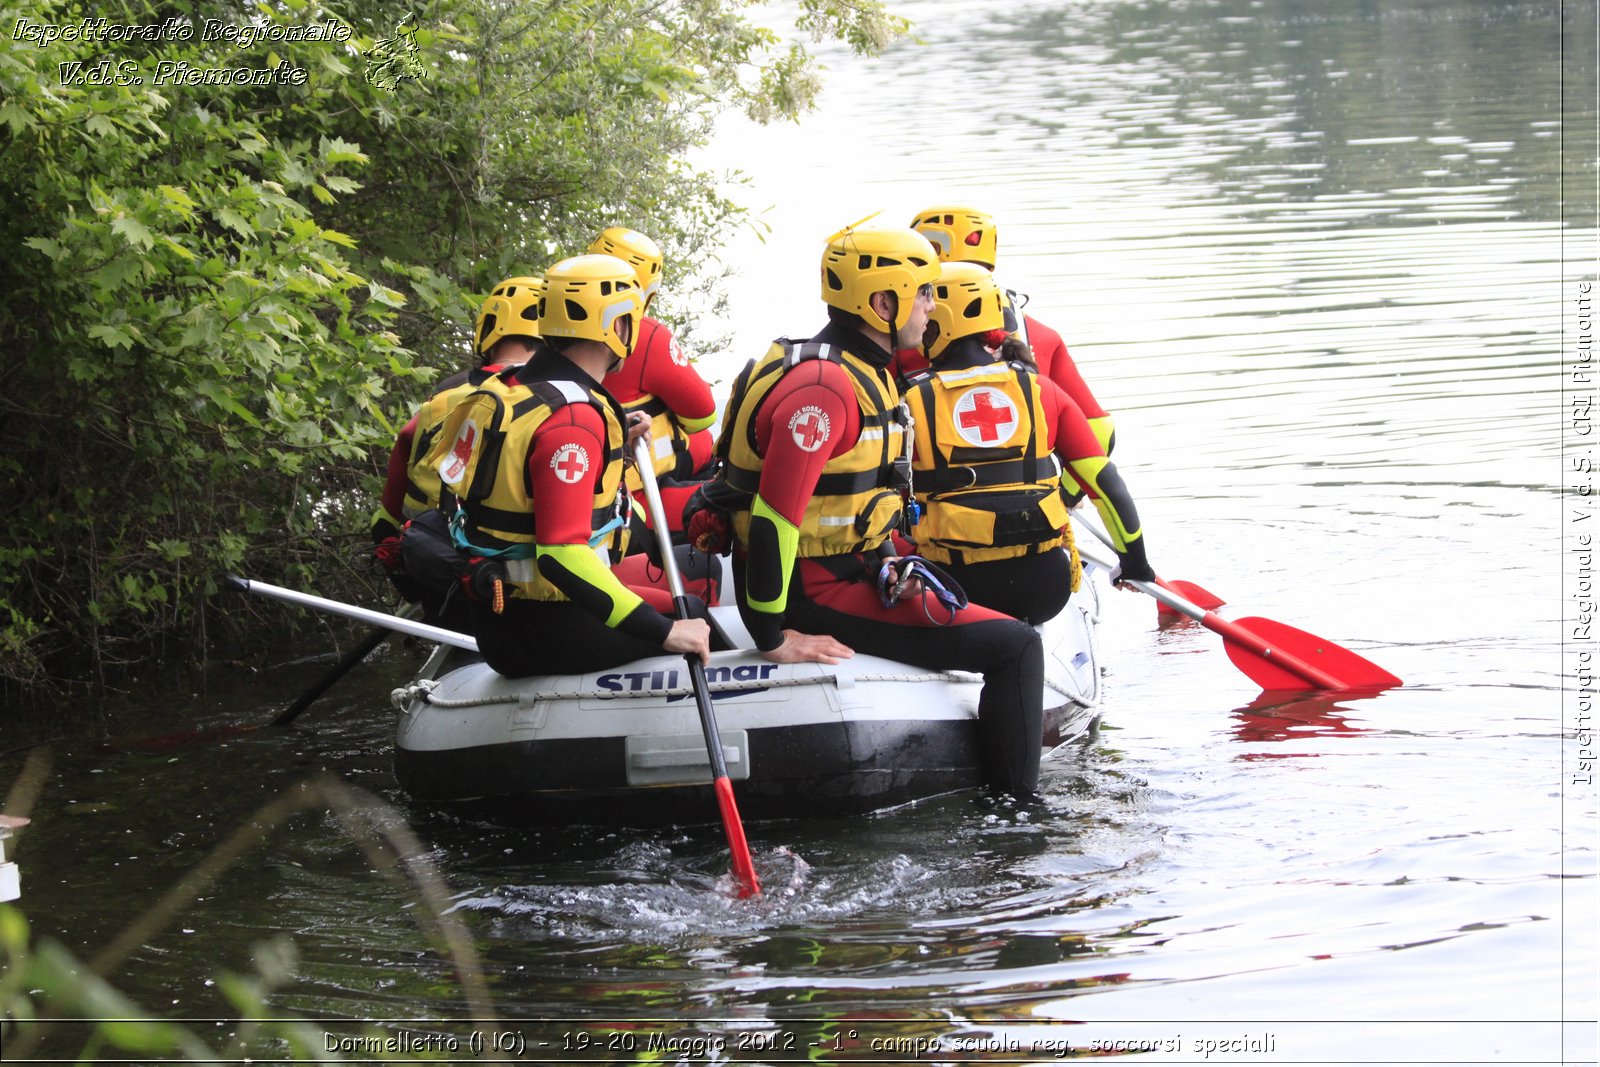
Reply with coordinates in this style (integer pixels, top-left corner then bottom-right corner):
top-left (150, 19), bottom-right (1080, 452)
top-left (746, 494), bottom-right (799, 615)
top-left (1087, 415), bottom-right (1116, 454)
top-left (680, 410), bottom-right (717, 434)
top-left (1068, 454), bottom-right (1140, 551)
top-left (371, 505), bottom-right (402, 532)
top-left (536, 543), bottom-right (643, 627)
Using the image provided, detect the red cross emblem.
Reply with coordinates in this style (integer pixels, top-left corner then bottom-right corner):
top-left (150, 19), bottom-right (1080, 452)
top-left (787, 405), bottom-right (831, 453)
top-left (669, 337), bottom-right (688, 367)
top-left (438, 420), bottom-right (477, 484)
top-left (550, 443), bottom-right (590, 484)
top-left (953, 386), bottom-right (1017, 446)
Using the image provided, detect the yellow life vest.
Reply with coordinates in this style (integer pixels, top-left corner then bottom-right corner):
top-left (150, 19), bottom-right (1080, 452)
top-left (425, 368), bottom-right (630, 601)
top-left (718, 339), bottom-right (909, 557)
top-left (402, 367), bottom-right (498, 518)
top-left (905, 361), bottom-right (1071, 564)
top-left (621, 392), bottom-right (693, 491)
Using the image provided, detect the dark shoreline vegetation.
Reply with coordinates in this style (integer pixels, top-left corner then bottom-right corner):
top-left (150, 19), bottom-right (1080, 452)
top-left (0, 0), bottom-right (909, 728)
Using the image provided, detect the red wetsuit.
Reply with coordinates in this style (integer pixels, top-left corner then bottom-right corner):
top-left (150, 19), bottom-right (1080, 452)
top-left (603, 318), bottom-right (715, 425)
top-left (1026, 314), bottom-right (1117, 452)
top-left (735, 321), bottom-right (1045, 794)
top-left (604, 316), bottom-right (717, 533)
top-left (1025, 314), bottom-right (1106, 422)
top-left (380, 415), bottom-right (419, 522)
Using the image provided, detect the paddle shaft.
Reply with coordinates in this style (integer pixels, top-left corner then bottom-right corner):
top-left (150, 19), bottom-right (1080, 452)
top-left (272, 622), bottom-right (396, 726)
top-left (632, 438), bottom-right (760, 898)
top-left (1070, 538), bottom-right (1346, 690)
top-left (1070, 509), bottom-right (1221, 609)
top-left (226, 576), bottom-right (479, 652)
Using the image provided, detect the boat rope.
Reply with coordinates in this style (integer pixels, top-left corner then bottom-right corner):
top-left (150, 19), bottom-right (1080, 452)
top-left (390, 669), bottom-right (984, 710)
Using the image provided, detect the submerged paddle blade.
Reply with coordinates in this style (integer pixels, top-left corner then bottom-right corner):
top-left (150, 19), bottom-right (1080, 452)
top-left (1155, 578), bottom-right (1224, 617)
top-left (1222, 616), bottom-right (1403, 692)
top-left (714, 777), bottom-right (761, 899)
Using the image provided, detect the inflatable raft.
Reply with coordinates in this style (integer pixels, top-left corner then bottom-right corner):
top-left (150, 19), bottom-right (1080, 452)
top-left (389, 562), bottom-right (1109, 823)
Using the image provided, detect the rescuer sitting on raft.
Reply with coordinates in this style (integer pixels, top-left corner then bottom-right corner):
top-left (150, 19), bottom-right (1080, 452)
top-left (371, 275), bottom-right (545, 630)
top-left (591, 227), bottom-right (719, 541)
top-left (686, 218), bottom-right (1051, 796)
top-left (425, 254), bottom-right (711, 678)
top-left (904, 261), bottom-right (1154, 625)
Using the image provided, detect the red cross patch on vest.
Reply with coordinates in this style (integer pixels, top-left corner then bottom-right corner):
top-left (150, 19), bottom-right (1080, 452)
top-left (952, 386), bottom-right (1017, 447)
top-left (439, 419), bottom-right (478, 485)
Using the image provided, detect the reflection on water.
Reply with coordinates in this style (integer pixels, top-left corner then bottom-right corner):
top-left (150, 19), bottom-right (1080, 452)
top-left (3, 0), bottom-right (1593, 1061)
top-left (1227, 688), bottom-right (1376, 749)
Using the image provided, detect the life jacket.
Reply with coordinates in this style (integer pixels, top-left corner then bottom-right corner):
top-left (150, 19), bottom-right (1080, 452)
top-left (904, 361), bottom-right (1072, 564)
top-left (402, 366), bottom-right (499, 518)
top-left (717, 338), bottom-right (909, 557)
top-left (621, 393), bottom-right (693, 488)
top-left (424, 366), bottom-right (631, 601)
top-left (618, 319), bottom-right (698, 489)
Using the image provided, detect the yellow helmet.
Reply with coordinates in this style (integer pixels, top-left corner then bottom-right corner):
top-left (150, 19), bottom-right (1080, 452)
top-left (587, 227), bottom-right (663, 309)
top-left (538, 254), bottom-right (645, 361)
top-left (911, 205), bottom-right (998, 270)
top-left (820, 218), bottom-right (940, 335)
top-left (925, 261), bottom-right (1008, 361)
top-left (474, 275), bottom-right (544, 356)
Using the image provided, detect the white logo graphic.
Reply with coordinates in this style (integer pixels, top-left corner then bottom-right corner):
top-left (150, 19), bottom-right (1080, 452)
top-left (952, 386), bottom-right (1018, 447)
top-left (549, 443), bottom-right (591, 484)
top-left (787, 405), bottom-right (831, 453)
top-left (669, 337), bottom-right (689, 367)
top-left (438, 418), bottom-right (479, 486)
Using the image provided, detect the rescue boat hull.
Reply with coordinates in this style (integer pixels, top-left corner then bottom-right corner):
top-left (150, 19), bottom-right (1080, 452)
top-left (391, 567), bottom-right (1107, 824)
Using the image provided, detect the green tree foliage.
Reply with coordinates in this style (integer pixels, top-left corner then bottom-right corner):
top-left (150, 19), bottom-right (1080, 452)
top-left (0, 0), bottom-right (908, 700)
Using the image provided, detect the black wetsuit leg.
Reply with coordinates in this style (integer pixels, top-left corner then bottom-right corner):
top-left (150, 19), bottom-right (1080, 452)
top-left (472, 595), bottom-right (707, 678)
top-left (732, 557), bottom-right (1045, 795)
top-left (941, 548), bottom-right (1073, 626)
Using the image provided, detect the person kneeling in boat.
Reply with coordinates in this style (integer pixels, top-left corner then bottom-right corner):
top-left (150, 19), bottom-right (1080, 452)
top-left (427, 254), bottom-right (711, 677)
top-left (905, 262), bottom-right (1154, 625)
top-left (371, 275), bottom-right (546, 631)
top-left (908, 204), bottom-right (1117, 454)
top-left (696, 219), bottom-right (1049, 797)
top-left (591, 227), bottom-right (720, 543)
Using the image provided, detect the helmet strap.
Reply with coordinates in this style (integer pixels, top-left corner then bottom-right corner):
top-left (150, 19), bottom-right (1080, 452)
top-left (883, 290), bottom-right (901, 349)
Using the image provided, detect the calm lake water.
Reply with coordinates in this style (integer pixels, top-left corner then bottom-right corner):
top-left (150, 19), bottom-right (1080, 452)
top-left (5, 1), bottom-right (1597, 1063)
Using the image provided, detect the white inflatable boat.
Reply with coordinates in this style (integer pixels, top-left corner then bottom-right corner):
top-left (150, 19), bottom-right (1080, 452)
top-left (389, 562), bottom-right (1109, 823)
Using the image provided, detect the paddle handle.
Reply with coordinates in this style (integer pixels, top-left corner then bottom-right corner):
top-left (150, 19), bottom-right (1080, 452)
top-left (227, 576), bottom-right (479, 651)
top-left (632, 438), bottom-right (761, 898)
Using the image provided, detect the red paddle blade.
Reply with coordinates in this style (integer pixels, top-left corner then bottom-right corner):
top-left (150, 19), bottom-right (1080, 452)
top-left (1221, 616), bottom-right (1402, 692)
top-left (714, 776), bottom-right (761, 898)
top-left (1155, 578), bottom-right (1225, 617)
